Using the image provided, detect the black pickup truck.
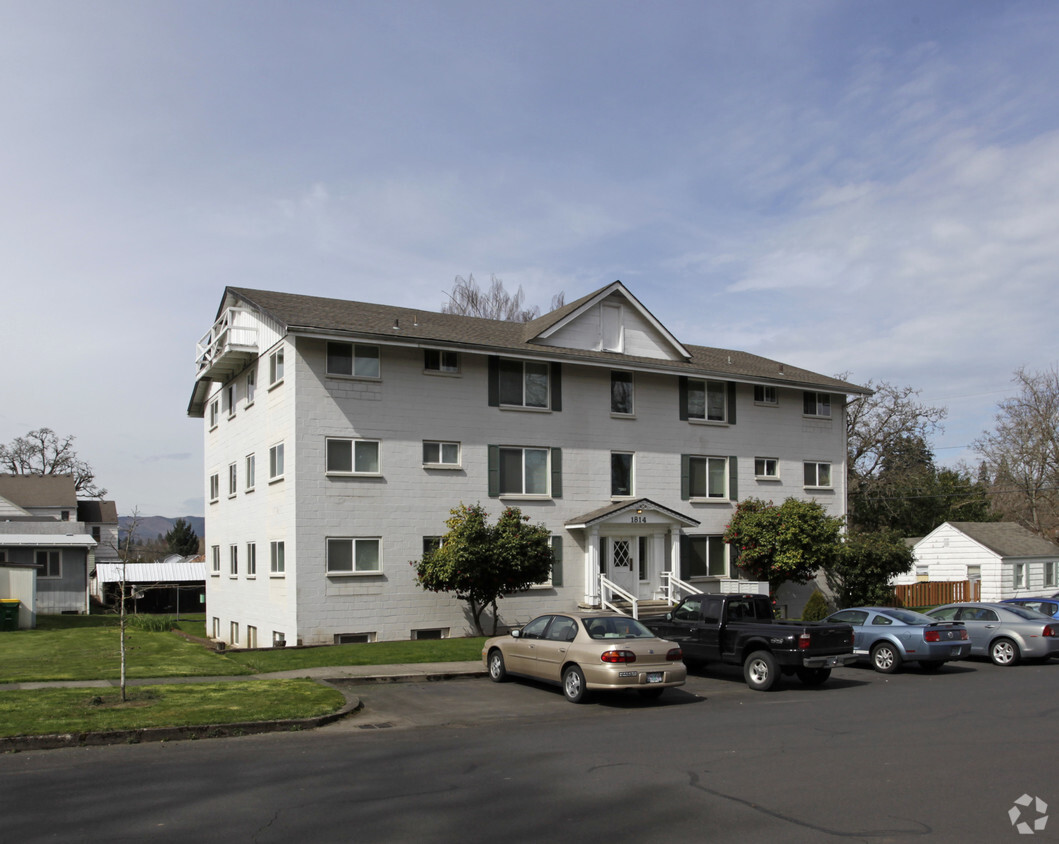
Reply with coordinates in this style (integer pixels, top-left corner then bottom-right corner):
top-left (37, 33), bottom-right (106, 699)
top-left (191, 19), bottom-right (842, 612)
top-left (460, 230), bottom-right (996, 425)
top-left (647, 593), bottom-right (855, 691)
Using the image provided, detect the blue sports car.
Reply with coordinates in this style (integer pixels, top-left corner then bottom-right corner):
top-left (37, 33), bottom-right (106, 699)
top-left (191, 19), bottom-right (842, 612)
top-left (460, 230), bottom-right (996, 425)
top-left (825, 607), bottom-right (970, 673)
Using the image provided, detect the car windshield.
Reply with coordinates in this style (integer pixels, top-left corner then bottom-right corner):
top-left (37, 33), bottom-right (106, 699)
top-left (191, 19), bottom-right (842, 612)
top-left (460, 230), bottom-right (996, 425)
top-left (583, 616), bottom-right (656, 639)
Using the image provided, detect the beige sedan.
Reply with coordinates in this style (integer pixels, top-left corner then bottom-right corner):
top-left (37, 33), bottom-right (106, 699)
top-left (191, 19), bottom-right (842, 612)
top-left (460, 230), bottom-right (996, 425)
top-left (482, 612), bottom-right (687, 703)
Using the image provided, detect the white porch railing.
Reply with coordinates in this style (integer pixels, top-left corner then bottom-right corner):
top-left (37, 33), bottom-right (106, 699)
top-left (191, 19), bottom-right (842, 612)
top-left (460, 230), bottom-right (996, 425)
top-left (196, 307), bottom-right (258, 376)
top-left (599, 575), bottom-right (638, 619)
top-left (661, 572), bottom-right (770, 604)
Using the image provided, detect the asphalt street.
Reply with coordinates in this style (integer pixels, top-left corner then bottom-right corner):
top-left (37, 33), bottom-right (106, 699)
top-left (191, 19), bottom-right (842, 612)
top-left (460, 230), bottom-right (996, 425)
top-left (1, 657), bottom-right (1056, 844)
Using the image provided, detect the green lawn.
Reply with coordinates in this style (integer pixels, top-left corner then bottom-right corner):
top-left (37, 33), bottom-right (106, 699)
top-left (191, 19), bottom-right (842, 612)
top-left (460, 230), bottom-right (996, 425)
top-left (0, 680), bottom-right (345, 737)
top-left (226, 636), bottom-right (488, 672)
top-left (0, 627), bottom-right (252, 683)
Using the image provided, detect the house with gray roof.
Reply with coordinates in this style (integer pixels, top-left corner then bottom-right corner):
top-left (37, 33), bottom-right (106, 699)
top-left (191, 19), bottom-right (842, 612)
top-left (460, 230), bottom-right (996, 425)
top-left (894, 521), bottom-right (1059, 601)
top-left (189, 281), bottom-right (869, 647)
top-left (0, 474), bottom-right (116, 623)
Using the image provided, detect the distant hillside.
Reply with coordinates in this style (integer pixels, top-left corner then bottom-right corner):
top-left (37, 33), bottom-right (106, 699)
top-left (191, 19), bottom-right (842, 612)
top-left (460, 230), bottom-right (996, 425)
top-left (119, 515), bottom-right (206, 546)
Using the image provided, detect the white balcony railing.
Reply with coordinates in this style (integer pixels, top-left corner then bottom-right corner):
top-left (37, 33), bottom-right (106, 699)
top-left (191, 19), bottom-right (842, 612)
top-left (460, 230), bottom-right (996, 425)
top-left (196, 307), bottom-right (258, 378)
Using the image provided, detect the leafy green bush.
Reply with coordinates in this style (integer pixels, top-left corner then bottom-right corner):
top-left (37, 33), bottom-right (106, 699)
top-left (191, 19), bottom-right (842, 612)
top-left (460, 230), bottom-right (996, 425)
top-left (127, 614), bottom-right (174, 633)
top-left (801, 590), bottom-right (831, 621)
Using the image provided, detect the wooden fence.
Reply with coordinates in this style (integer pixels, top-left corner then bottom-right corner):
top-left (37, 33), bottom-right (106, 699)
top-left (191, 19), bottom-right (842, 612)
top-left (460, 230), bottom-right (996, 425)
top-left (892, 580), bottom-right (980, 608)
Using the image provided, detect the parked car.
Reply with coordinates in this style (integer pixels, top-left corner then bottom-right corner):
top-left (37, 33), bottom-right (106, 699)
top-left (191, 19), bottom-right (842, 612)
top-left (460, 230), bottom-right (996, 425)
top-left (824, 607), bottom-right (970, 673)
top-left (482, 612), bottom-right (686, 703)
top-left (1000, 597), bottom-right (1059, 619)
top-left (646, 593), bottom-right (854, 691)
top-left (924, 602), bottom-right (1059, 666)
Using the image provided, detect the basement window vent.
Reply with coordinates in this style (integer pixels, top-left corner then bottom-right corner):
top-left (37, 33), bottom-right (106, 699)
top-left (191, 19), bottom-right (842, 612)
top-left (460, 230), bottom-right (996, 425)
top-left (334, 632), bottom-right (374, 645)
top-left (412, 628), bottom-right (447, 641)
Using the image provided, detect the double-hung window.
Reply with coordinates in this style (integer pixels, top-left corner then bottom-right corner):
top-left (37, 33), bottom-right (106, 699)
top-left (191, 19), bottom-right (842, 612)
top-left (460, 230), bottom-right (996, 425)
top-left (423, 441), bottom-right (460, 467)
top-left (211, 545), bottom-right (220, 575)
top-left (1046, 561), bottom-right (1057, 588)
top-left (685, 456), bottom-right (729, 500)
top-left (611, 371), bottom-right (634, 415)
top-left (803, 461), bottom-right (832, 488)
top-left (424, 349), bottom-right (459, 374)
top-left (245, 368), bottom-right (256, 406)
top-left (1013, 563), bottom-right (1028, 589)
top-left (269, 443), bottom-right (285, 481)
top-left (209, 400), bottom-right (219, 429)
top-left (229, 545), bottom-right (238, 577)
top-left (226, 384), bottom-right (236, 418)
top-left (209, 473), bottom-right (220, 503)
top-left (499, 360), bottom-right (549, 408)
top-left (245, 453), bottom-right (256, 491)
top-left (327, 342), bottom-right (380, 378)
top-left (327, 537), bottom-right (381, 574)
top-left (326, 438), bottom-right (381, 474)
top-left (228, 463), bottom-right (238, 497)
top-left (681, 536), bottom-right (728, 578)
top-left (611, 452), bottom-right (634, 497)
top-left (246, 542), bottom-right (257, 577)
top-left (803, 391), bottom-right (831, 418)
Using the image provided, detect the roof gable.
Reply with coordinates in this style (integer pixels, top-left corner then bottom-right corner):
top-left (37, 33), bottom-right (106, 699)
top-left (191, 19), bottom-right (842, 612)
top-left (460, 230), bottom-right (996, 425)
top-left (0, 475), bottom-right (78, 509)
top-left (944, 522), bottom-right (1059, 559)
top-left (524, 282), bottom-right (691, 361)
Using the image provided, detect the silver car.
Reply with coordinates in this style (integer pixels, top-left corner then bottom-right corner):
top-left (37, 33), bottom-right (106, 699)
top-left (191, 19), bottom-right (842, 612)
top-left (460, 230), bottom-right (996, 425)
top-left (925, 602), bottom-right (1059, 666)
top-left (825, 607), bottom-right (970, 673)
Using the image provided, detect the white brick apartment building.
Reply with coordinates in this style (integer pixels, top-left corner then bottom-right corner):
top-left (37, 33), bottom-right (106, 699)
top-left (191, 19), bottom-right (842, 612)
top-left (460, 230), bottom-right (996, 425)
top-left (188, 281), bottom-right (868, 647)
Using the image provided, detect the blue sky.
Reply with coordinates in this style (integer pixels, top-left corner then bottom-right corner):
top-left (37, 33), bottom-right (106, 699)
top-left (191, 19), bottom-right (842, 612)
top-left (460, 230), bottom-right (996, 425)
top-left (2, 1), bottom-right (1057, 517)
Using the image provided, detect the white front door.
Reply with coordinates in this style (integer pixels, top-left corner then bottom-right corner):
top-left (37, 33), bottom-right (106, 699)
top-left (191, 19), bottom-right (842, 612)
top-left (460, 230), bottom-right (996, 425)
top-left (608, 537), bottom-right (638, 596)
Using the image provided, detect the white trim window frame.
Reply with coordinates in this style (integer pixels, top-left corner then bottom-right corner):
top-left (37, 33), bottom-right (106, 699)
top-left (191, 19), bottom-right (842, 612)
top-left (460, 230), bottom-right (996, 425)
top-left (423, 440), bottom-right (461, 468)
top-left (803, 461), bottom-right (833, 488)
top-left (754, 385), bottom-right (778, 406)
top-left (498, 446), bottom-right (550, 496)
top-left (689, 456), bottom-right (729, 500)
top-left (326, 537), bottom-right (382, 575)
top-left (1013, 562), bottom-right (1028, 589)
top-left (209, 399), bottom-right (219, 430)
top-left (269, 443), bottom-right (285, 482)
top-left (211, 545), bottom-right (220, 575)
top-left (228, 463), bottom-right (238, 497)
top-left (611, 451), bottom-right (634, 498)
top-left (246, 542), bottom-right (257, 577)
top-left (326, 437), bottom-right (381, 475)
top-left (226, 383), bottom-right (236, 419)
top-left (245, 453), bottom-right (256, 492)
top-left (611, 371), bottom-right (634, 416)
top-left (803, 391), bottom-right (832, 418)
top-left (1045, 561), bottom-right (1057, 588)
top-left (424, 349), bottom-right (459, 375)
top-left (499, 359), bottom-right (549, 409)
top-left (754, 457), bottom-right (779, 479)
top-left (327, 341), bottom-right (380, 379)
top-left (688, 379), bottom-right (727, 423)
top-left (229, 544), bottom-right (238, 577)
top-left (245, 367), bottom-right (256, 407)
top-left (270, 540), bottom-right (285, 575)
top-left (683, 535), bottom-right (728, 578)
top-left (209, 473), bottom-right (220, 503)
top-left (35, 549), bottom-right (61, 579)
top-left (269, 349), bottom-right (284, 387)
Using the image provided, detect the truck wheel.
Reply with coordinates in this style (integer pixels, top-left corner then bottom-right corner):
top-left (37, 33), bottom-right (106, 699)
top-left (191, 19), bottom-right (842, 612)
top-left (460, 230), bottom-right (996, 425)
top-left (744, 650), bottom-right (779, 691)
top-left (870, 642), bottom-right (900, 674)
top-left (796, 667), bottom-right (831, 687)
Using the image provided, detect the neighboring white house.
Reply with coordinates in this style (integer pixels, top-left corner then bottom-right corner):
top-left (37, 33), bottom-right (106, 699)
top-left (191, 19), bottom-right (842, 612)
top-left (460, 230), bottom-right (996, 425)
top-left (894, 521), bottom-right (1059, 602)
top-left (188, 281), bottom-right (869, 647)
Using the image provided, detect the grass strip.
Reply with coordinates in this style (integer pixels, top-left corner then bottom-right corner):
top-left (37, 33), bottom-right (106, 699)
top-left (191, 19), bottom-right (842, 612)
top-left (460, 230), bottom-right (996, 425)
top-left (226, 636), bottom-right (488, 672)
top-left (0, 680), bottom-right (345, 737)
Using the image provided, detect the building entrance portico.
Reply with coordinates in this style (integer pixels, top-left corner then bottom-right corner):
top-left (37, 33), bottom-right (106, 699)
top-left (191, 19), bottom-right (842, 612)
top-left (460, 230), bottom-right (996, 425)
top-left (565, 498), bottom-right (700, 612)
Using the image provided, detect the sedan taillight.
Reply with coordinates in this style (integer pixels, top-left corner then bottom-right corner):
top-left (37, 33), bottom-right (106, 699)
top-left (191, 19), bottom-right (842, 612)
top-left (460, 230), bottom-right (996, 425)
top-left (666, 648), bottom-right (682, 662)
top-left (600, 650), bottom-right (637, 664)
top-left (1044, 625), bottom-right (1056, 638)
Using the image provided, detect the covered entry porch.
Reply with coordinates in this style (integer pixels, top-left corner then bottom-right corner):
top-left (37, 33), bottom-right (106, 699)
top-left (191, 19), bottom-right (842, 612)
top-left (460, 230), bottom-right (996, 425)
top-left (565, 498), bottom-right (701, 619)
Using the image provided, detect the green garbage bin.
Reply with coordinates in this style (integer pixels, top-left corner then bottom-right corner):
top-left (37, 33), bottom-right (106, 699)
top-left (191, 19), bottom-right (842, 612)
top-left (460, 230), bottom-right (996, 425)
top-left (0, 599), bottom-right (20, 631)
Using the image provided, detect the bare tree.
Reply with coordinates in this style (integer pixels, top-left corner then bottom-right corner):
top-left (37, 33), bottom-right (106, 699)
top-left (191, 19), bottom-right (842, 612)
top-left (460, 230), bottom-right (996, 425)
top-left (441, 274), bottom-right (564, 322)
top-left (974, 365), bottom-right (1059, 537)
top-left (0, 427), bottom-right (107, 498)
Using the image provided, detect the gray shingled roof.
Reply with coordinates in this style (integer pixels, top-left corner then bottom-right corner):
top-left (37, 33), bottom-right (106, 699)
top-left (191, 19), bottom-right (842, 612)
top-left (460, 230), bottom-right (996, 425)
top-left (948, 522), bottom-right (1059, 558)
top-left (225, 285), bottom-right (869, 394)
top-left (0, 474), bottom-right (78, 508)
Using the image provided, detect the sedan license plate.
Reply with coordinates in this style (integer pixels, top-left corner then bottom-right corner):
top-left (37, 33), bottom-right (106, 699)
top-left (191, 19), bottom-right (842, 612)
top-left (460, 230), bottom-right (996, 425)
top-left (646, 672), bottom-right (663, 684)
